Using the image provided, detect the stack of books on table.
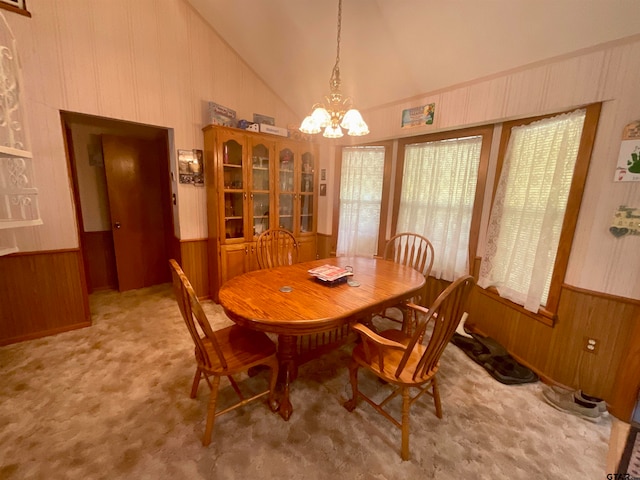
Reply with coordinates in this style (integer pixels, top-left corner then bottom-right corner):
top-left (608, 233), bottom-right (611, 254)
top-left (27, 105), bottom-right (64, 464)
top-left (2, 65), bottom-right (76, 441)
top-left (308, 265), bottom-right (353, 285)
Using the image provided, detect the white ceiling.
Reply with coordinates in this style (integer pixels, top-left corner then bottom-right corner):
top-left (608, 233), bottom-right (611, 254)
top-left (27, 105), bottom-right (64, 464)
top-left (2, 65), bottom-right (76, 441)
top-left (187, 0), bottom-right (640, 119)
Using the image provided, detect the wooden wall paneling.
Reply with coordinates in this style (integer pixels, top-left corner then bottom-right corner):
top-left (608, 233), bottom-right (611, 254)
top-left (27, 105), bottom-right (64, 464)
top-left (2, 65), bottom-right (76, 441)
top-left (547, 288), bottom-right (640, 400)
top-left (468, 289), bottom-right (522, 353)
top-left (609, 312), bottom-right (640, 421)
top-left (179, 238), bottom-right (209, 299)
top-left (316, 233), bottom-right (332, 260)
top-left (82, 231), bottom-right (117, 291)
top-left (468, 284), bottom-right (639, 404)
top-left (0, 250), bottom-right (90, 345)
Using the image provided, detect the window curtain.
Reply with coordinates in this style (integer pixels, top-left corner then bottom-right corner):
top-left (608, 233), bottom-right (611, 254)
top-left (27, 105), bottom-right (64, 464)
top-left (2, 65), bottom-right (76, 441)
top-left (478, 109), bottom-right (586, 312)
top-left (336, 146), bottom-right (385, 257)
top-left (396, 136), bottom-right (482, 281)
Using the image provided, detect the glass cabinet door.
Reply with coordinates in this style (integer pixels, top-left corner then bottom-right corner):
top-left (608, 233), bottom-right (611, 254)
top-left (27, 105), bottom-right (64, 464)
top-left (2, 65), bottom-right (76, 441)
top-left (251, 141), bottom-right (272, 239)
top-left (299, 150), bottom-right (315, 234)
top-left (222, 138), bottom-right (245, 240)
top-left (277, 147), bottom-right (295, 232)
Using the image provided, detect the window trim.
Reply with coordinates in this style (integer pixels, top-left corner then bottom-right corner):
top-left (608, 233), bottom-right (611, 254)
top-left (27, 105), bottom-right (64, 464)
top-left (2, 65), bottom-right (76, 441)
top-left (481, 103), bottom-right (602, 323)
top-left (393, 125), bottom-right (494, 276)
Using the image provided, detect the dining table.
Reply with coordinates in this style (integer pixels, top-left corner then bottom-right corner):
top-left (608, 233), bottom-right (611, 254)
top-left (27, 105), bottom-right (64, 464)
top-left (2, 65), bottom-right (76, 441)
top-left (218, 256), bottom-right (426, 420)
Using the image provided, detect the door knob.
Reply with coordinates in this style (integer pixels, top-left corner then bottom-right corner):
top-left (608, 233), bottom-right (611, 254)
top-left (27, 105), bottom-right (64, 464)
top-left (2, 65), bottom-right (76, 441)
top-left (114, 222), bottom-right (121, 229)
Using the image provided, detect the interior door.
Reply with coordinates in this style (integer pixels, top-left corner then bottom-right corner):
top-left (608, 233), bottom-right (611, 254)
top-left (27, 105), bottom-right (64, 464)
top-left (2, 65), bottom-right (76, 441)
top-left (102, 135), bottom-right (170, 291)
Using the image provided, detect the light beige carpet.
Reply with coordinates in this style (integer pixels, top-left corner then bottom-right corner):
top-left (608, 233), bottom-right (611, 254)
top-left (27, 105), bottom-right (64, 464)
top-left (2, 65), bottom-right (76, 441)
top-left (0, 284), bottom-right (611, 479)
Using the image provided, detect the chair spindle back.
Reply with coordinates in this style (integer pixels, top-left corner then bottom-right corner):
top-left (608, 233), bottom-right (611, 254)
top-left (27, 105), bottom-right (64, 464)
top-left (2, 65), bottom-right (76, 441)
top-left (169, 259), bottom-right (227, 371)
top-left (383, 233), bottom-right (434, 278)
top-left (256, 228), bottom-right (298, 269)
top-left (396, 274), bottom-right (475, 381)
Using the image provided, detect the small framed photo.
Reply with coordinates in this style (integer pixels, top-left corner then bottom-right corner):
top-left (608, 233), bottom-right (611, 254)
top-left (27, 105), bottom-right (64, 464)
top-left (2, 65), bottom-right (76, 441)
top-left (320, 184), bottom-right (327, 196)
top-left (320, 168), bottom-right (326, 181)
top-left (178, 149), bottom-right (204, 185)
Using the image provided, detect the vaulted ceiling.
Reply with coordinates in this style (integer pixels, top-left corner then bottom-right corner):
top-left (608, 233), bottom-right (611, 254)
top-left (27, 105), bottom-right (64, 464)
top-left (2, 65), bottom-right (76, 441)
top-left (187, 0), bottom-right (640, 121)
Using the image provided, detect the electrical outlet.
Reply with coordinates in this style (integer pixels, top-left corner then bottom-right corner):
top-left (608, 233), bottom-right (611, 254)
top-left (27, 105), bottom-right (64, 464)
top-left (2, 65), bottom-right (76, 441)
top-left (583, 336), bottom-right (599, 354)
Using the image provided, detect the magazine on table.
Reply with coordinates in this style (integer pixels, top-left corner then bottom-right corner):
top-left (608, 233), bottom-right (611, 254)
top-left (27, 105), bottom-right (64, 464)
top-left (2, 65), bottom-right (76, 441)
top-left (308, 264), bottom-right (354, 282)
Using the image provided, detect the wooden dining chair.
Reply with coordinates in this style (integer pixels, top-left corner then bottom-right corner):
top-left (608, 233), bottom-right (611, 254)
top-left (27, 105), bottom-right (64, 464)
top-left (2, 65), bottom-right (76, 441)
top-left (169, 259), bottom-right (279, 446)
top-left (344, 274), bottom-right (476, 461)
top-left (255, 228), bottom-right (298, 269)
top-left (376, 232), bottom-right (435, 334)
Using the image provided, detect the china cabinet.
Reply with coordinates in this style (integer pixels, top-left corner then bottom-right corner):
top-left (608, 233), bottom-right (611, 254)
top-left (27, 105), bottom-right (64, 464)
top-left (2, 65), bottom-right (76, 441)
top-left (203, 125), bottom-right (318, 301)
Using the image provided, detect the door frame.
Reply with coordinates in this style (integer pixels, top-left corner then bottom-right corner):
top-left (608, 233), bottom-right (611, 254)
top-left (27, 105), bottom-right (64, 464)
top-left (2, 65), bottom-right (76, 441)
top-left (61, 111), bottom-right (176, 298)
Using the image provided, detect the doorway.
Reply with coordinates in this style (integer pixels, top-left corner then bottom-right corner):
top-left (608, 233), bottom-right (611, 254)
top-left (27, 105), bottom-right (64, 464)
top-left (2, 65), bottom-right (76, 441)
top-left (62, 112), bottom-right (175, 293)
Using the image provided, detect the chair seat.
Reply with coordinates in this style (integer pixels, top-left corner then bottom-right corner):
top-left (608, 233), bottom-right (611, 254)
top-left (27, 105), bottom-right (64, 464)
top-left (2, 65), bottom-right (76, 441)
top-left (200, 325), bottom-right (277, 375)
top-left (351, 341), bottom-right (438, 385)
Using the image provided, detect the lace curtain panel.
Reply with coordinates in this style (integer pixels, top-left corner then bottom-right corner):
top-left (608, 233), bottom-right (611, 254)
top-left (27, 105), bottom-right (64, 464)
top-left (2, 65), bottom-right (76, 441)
top-left (336, 146), bottom-right (385, 257)
top-left (0, 12), bottom-right (40, 255)
top-left (396, 136), bottom-right (482, 281)
top-left (478, 109), bottom-right (586, 312)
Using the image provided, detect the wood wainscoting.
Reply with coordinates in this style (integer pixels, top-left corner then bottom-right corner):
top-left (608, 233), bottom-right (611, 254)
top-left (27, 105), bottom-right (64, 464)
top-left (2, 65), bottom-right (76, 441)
top-left (179, 238), bottom-right (209, 299)
top-left (0, 249), bottom-right (91, 346)
top-left (317, 233), bottom-right (333, 259)
top-left (82, 230), bottom-right (117, 292)
top-left (466, 282), bottom-right (640, 418)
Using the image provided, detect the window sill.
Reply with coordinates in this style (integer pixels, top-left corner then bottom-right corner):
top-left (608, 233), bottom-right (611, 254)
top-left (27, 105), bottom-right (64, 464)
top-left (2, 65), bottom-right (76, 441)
top-left (477, 286), bottom-right (556, 327)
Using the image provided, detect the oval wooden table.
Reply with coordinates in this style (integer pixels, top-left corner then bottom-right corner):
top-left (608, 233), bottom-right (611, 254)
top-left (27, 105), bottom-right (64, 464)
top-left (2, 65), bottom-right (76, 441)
top-left (218, 256), bottom-right (426, 420)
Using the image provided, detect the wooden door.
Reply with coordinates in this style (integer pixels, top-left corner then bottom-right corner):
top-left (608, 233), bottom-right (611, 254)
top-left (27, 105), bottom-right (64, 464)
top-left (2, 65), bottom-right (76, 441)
top-left (102, 135), bottom-right (170, 291)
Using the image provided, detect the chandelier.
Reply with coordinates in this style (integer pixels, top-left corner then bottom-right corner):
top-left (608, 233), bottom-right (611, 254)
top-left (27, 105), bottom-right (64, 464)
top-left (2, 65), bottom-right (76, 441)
top-left (299, 0), bottom-right (369, 139)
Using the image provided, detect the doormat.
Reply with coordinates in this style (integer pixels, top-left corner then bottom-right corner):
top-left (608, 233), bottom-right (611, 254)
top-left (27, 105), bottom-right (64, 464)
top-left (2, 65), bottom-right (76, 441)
top-left (451, 332), bottom-right (538, 385)
top-left (617, 424), bottom-right (640, 477)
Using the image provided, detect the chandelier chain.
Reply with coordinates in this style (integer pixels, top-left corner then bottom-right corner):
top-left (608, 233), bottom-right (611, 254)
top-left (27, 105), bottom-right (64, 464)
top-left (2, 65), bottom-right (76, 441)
top-left (335, 0), bottom-right (342, 69)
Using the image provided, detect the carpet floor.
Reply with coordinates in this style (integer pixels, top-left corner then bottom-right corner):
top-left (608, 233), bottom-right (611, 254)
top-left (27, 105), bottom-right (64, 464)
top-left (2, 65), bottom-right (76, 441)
top-left (0, 284), bottom-right (611, 479)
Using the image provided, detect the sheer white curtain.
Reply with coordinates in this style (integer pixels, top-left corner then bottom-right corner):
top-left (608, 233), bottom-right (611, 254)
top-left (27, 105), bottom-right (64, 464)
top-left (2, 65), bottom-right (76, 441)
top-left (478, 109), bottom-right (586, 312)
top-left (396, 136), bottom-right (482, 281)
top-left (336, 146), bottom-right (385, 257)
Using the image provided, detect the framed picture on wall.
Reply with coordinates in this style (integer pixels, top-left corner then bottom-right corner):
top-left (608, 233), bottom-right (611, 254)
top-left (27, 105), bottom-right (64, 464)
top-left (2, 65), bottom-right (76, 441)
top-left (320, 184), bottom-right (327, 196)
top-left (178, 149), bottom-right (204, 186)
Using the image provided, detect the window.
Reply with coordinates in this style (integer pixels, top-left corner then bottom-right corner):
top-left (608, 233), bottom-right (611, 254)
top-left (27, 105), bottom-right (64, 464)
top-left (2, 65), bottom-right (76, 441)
top-left (478, 104), bottom-right (601, 320)
top-left (336, 146), bottom-right (387, 257)
top-left (394, 126), bottom-right (492, 281)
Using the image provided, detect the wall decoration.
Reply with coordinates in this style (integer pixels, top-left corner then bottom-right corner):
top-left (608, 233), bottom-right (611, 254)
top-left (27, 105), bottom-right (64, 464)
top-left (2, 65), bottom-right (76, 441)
top-left (207, 102), bottom-right (236, 127)
top-left (320, 184), bottom-right (327, 197)
top-left (610, 206), bottom-right (640, 237)
top-left (614, 120), bottom-right (640, 182)
top-left (401, 103), bottom-right (435, 128)
top-left (253, 113), bottom-right (275, 126)
top-left (320, 168), bottom-right (326, 181)
top-left (178, 149), bottom-right (204, 185)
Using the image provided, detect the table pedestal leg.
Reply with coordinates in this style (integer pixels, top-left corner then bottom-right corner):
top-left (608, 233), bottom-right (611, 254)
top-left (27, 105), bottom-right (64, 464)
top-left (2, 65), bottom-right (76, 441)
top-left (276, 334), bottom-right (298, 421)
